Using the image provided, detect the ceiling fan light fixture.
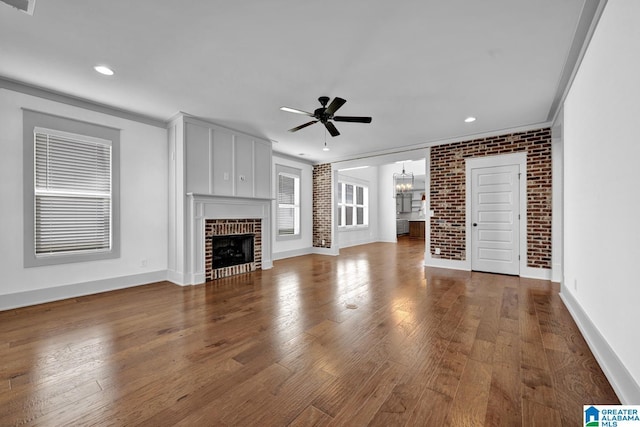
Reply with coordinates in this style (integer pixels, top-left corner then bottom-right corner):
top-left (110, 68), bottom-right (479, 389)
top-left (323, 142), bottom-right (330, 152)
top-left (94, 65), bottom-right (114, 76)
top-left (464, 116), bottom-right (476, 123)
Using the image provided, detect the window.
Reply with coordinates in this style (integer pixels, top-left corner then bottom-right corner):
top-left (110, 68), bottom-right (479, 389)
top-left (337, 181), bottom-right (368, 228)
top-left (23, 110), bottom-right (120, 267)
top-left (276, 165), bottom-right (301, 239)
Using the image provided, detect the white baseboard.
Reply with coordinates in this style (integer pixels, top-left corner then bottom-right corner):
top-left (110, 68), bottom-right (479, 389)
top-left (560, 290), bottom-right (640, 404)
top-left (520, 266), bottom-right (552, 281)
top-left (338, 238), bottom-right (376, 249)
top-left (166, 269), bottom-right (187, 286)
top-left (552, 262), bottom-right (562, 283)
top-left (312, 246), bottom-right (340, 256)
top-left (0, 270), bottom-right (169, 311)
top-left (272, 247), bottom-right (314, 261)
top-left (424, 256), bottom-right (470, 271)
top-left (424, 256), bottom-right (552, 280)
top-left (377, 237), bottom-right (397, 243)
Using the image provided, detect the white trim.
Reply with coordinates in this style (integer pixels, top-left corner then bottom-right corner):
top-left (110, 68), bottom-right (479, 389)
top-left (166, 269), bottom-right (187, 286)
top-left (272, 247), bottom-right (314, 261)
top-left (378, 237), bottom-right (397, 243)
top-left (560, 290), bottom-right (640, 404)
top-left (312, 246), bottom-right (339, 256)
top-left (338, 238), bottom-right (376, 249)
top-left (424, 147), bottom-right (432, 262)
top-left (186, 193), bottom-right (272, 285)
top-left (424, 256), bottom-right (470, 271)
top-left (2, 76), bottom-right (166, 128)
top-left (0, 270), bottom-right (168, 311)
top-left (324, 121), bottom-right (552, 164)
top-left (465, 152), bottom-right (527, 276)
top-left (520, 267), bottom-right (551, 281)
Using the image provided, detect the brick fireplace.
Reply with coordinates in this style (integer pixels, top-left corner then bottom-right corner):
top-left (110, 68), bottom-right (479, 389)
top-left (205, 219), bottom-right (262, 280)
top-left (179, 194), bottom-right (272, 285)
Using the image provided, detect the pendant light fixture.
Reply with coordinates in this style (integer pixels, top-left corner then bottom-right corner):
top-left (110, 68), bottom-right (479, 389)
top-left (322, 128), bottom-right (330, 151)
top-left (393, 163), bottom-right (414, 197)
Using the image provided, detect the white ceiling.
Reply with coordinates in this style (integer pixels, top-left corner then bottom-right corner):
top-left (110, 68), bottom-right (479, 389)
top-left (0, 0), bottom-right (593, 163)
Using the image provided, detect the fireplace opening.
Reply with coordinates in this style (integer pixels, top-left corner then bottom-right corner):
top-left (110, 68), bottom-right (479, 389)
top-left (212, 234), bottom-right (254, 269)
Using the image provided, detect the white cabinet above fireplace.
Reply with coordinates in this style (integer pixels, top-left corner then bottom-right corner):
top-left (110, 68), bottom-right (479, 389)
top-left (167, 113), bottom-right (273, 285)
top-left (184, 118), bottom-right (272, 199)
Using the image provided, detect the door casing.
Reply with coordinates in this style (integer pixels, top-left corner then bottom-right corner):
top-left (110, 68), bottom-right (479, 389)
top-left (465, 152), bottom-right (527, 276)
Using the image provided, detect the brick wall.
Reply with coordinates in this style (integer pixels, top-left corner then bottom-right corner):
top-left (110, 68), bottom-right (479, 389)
top-left (430, 128), bottom-right (552, 268)
top-left (313, 163), bottom-right (332, 248)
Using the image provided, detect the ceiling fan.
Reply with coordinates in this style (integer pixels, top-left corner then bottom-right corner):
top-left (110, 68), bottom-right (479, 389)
top-left (280, 96), bottom-right (372, 137)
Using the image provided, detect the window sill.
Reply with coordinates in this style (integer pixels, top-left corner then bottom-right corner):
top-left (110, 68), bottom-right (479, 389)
top-left (338, 225), bottom-right (369, 232)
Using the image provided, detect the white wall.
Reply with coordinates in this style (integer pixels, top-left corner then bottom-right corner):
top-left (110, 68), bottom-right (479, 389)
top-left (336, 166), bottom-right (379, 248)
top-left (562, 0), bottom-right (640, 403)
top-left (0, 89), bottom-right (168, 309)
top-left (272, 154), bottom-right (313, 259)
top-left (378, 163), bottom-right (402, 243)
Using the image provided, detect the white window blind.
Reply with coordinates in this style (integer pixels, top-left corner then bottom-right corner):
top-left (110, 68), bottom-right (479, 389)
top-left (277, 172), bottom-right (300, 236)
top-left (34, 127), bottom-right (112, 256)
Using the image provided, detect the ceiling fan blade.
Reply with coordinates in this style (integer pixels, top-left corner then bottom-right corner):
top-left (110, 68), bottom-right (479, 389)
top-left (288, 120), bottom-right (318, 132)
top-left (281, 106), bottom-right (315, 117)
top-left (324, 97), bottom-right (346, 116)
top-left (333, 116), bottom-right (372, 123)
top-left (324, 121), bottom-right (340, 137)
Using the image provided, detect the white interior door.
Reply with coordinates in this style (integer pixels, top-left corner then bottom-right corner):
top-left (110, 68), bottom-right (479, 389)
top-left (471, 164), bottom-right (519, 275)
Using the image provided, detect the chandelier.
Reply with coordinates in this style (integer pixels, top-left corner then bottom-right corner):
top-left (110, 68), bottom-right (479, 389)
top-left (393, 164), bottom-right (414, 196)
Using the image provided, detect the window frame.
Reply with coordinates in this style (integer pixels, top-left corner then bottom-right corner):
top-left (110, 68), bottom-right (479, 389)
top-left (23, 109), bottom-right (120, 267)
top-left (275, 164), bottom-right (301, 241)
top-left (337, 178), bottom-right (369, 229)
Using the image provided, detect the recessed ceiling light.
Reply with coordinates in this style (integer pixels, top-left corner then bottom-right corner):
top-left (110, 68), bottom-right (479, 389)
top-left (94, 65), bottom-right (114, 76)
top-left (464, 116), bottom-right (476, 123)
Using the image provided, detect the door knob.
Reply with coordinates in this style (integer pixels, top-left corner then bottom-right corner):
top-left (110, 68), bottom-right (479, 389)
top-left (473, 223), bottom-right (478, 227)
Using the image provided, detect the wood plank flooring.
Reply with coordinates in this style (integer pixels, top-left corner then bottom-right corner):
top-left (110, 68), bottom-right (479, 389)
top-left (0, 238), bottom-right (619, 426)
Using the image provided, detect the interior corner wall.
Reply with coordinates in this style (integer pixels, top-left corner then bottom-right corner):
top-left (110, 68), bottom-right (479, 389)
top-left (0, 89), bottom-right (168, 309)
top-left (272, 154), bottom-right (313, 259)
top-left (562, 0), bottom-right (640, 402)
top-left (312, 163), bottom-right (332, 248)
top-left (429, 128), bottom-right (552, 268)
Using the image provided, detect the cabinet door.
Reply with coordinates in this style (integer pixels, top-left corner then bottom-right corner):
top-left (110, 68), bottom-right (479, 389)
top-left (403, 194), bottom-right (412, 212)
top-left (234, 135), bottom-right (254, 197)
top-left (185, 123), bottom-right (210, 194)
top-left (211, 128), bottom-right (234, 196)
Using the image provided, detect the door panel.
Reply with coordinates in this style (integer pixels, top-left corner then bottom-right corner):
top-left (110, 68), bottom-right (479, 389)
top-left (471, 164), bottom-right (519, 275)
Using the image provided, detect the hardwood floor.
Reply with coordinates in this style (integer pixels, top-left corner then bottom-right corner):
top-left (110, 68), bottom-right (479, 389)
top-left (0, 238), bottom-right (619, 426)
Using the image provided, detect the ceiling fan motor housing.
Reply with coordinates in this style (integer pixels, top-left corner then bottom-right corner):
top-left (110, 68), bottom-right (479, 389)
top-left (318, 96), bottom-right (330, 107)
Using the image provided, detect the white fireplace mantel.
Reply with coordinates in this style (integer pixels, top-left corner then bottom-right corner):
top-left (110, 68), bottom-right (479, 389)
top-left (178, 193), bottom-right (273, 285)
